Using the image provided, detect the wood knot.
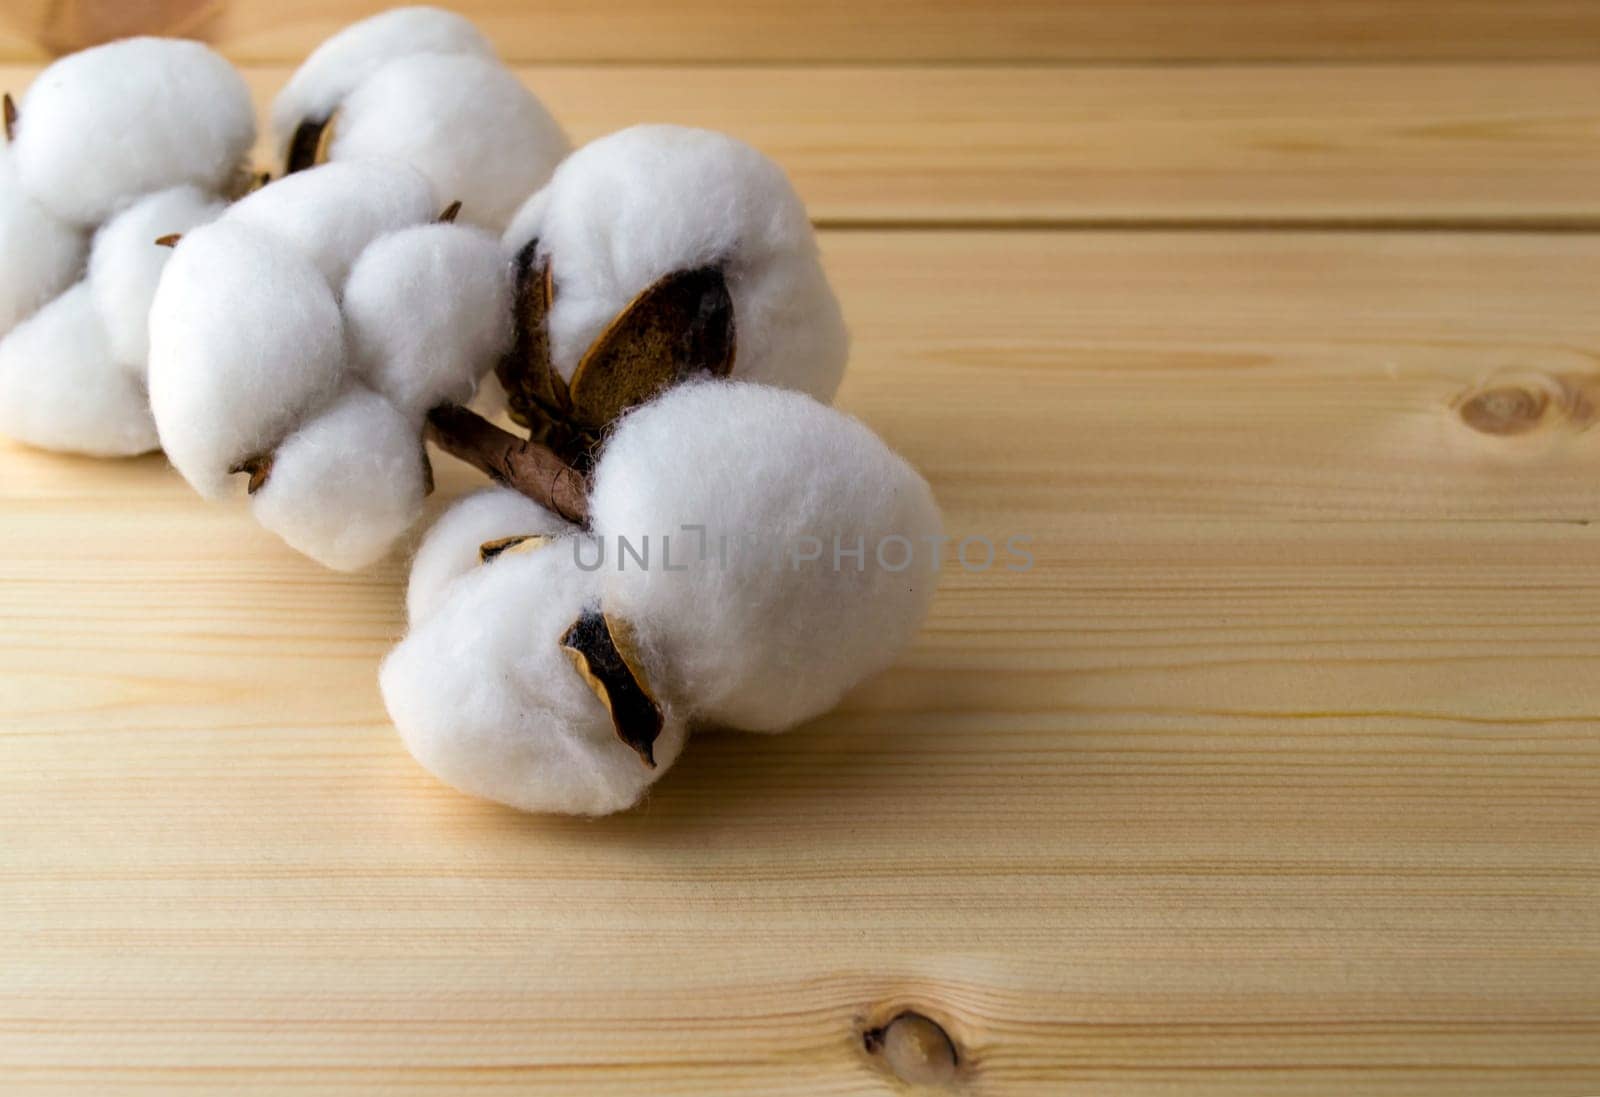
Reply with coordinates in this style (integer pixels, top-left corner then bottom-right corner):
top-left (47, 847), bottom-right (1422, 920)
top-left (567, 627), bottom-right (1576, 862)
top-left (862, 1010), bottom-right (960, 1087)
top-left (1453, 370), bottom-right (1597, 439)
top-left (1457, 385), bottom-right (1549, 436)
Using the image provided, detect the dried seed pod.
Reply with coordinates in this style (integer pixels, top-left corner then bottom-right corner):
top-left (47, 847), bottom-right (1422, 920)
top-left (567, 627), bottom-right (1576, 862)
top-left (478, 533), bottom-right (555, 564)
top-left (241, 170), bottom-right (274, 197)
top-left (381, 519), bottom-right (689, 816)
top-left (1, 179), bottom-right (232, 458)
top-left (588, 380), bottom-right (943, 732)
top-left (343, 221), bottom-right (513, 419)
top-left (88, 185), bottom-right (227, 370)
top-left (406, 487), bottom-right (573, 624)
top-left (502, 125), bottom-right (847, 402)
top-left (0, 38), bottom-right (255, 458)
top-left (146, 160), bottom-right (538, 569)
top-left (8, 38), bottom-right (253, 227)
top-left (225, 160), bottom-right (438, 292)
top-left (383, 380), bottom-right (942, 815)
top-left (284, 114), bottom-right (338, 175)
top-left (327, 53), bottom-right (567, 232)
top-left (0, 145), bottom-right (86, 337)
top-left (562, 266), bottom-right (736, 432)
top-left (232, 455), bottom-right (273, 495)
top-left (495, 238), bottom-right (570, 436)
top-left (272, 9), bottom-right (566, 232)
top-left (148, 219), bottom-right (347, 498)
top-left (271, 7), bottom-right (496, 147)
top-left (249, 386), bottom-right (429, 571)
top-left (560, 608), bottom-right (664, 767)
top-left (0, 282), bottom-right (157, 456)
top-left (495, 248), bottom-right (737, 463)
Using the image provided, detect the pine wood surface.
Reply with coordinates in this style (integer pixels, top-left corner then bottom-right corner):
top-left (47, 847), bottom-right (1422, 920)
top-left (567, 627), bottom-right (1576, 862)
top-left (3, 18), bottom-right (1600, 1097)
top-left (11, 62), bottom-right (1600, 226)
top-left (14, 2), bottom-right (1600, 62)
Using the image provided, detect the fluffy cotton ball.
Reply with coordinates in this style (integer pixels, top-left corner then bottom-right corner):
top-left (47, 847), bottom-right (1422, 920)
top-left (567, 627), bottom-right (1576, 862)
top-left (12, 38), bottom-right (254, 226)
top-left (0, 283), bottom-right (158, 456)
top-left (589, 381), bottom-right (942, 732)
top-left (343, 222), bottom-right (513, 417)
top-left (148, 220), bottom-right (346, 497)
top-left (250, 386), bottom-right (428, 571)
top-left (225, 161), bottom-right (438, 291)
top-left (88, 185), bottom-right (228, 370)
top-left (382, 542), bottom-right (689, 815)
top-left (405, 487), bottom-right (579, 625)
top-left (0, 148), bottom-right (86, 336)
top-left (329, 53), bottom-right (568, 231)
top-left (270, 6), bottom-right (495, 149)
top-left (503, 125), bottom-right (847, 401)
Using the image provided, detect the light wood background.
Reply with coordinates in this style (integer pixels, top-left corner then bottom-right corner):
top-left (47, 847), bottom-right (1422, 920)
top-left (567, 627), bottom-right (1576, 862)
top-left (3, 3), bottom-right (1600, 1095)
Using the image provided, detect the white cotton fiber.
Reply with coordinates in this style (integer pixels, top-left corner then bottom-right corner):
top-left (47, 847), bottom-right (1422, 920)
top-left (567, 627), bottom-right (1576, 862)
top-left (343, 222), bottom-right (513, 417)
top-left (148, 220), bottom-right (346, 498)
top-left (0, 149), bottom-right (86, 336)
top-left (589, 381), bottom-right (942, 732)
top-left (225, 161), bottom-right (437, 291)
top-left (88, 185), bottom-right (227, 371)
top-left (0, 283), bottom-right (158, 456)
top-left (250, 386), bottom-right (428, 571)
top-left (329, 53), bottom-right (568, 231)
top-left (381, 543), bottom-right (689, 815)
top-left (13, 38), bottom-right (254, 226)
top-left (405, 487), bottom-right (578, 625)
top-left (503, 125), bottom-right (847, 400)
top-left (271, 6), bottom-right (496, 150)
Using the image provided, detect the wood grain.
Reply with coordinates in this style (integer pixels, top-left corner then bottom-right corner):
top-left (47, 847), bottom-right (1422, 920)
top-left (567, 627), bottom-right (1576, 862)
top-left (520, 63), bottom-right (1600, 226)
top-left (2, 232), bottom-right (1598, 1093)
top-left (8, 62), bottom-right (1600, 226)
top-left (10, 0), bottom-right (1600, 62)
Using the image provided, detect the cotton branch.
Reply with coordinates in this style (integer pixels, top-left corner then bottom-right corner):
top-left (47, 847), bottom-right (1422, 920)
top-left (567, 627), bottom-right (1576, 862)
top-left (425, 404), bottom-right (590, 525)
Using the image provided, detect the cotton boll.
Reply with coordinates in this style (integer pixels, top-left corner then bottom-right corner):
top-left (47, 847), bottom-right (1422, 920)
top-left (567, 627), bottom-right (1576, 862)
top-left (405, 487), bottom-right (578, 625)
top-left (589, 381), bottom-right (942, 732)
top-left (0, 150), bottom-right (86, 336)
top-left (225, 161), bottom-right (438, 291)
top-left (88, 185), bottom-right (228, 371)
top-left (250, 387), bottom-right (428, 571)
top-left (344, 223), bottom-right (513, 417)
top-left (0, 283), bottom-right (158, 456)
top-left (13, 38), bottom-right (254, 226)
top-left (330, 53), bottom-right (568, 231)
top-left (382, 544), bottom-right (689, 815)
top-left (148, 220), bottom-right (345, 498)
top-left (271, 6), bottom-right (496, 152)
top-left (504, 125), bottom-right (847, 401)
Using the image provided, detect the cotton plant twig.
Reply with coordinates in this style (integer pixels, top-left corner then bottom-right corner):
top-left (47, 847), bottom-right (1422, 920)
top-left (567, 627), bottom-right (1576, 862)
top-left (424, 403), bottom-right (590, 525)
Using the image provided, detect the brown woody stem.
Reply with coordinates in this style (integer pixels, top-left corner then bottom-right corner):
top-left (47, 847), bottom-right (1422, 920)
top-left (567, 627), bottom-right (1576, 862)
top-left (425, 404), bottom-right (590, 525)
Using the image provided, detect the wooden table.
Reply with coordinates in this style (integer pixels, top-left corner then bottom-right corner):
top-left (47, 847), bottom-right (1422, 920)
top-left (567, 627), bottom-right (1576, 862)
top-left (3, 4), bottom-right (1599, 1093)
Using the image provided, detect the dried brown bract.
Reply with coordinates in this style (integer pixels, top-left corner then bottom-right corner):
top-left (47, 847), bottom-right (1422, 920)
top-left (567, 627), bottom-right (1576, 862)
top-left (477, 532), bottom-right (555, 564)
top-left (285, 115), bottom-right (337, 175)
top-left (229, 455), bottom-right (274, 495)
top-left (494, 239), bottom-right (736, 468)
top-left (560, 607), bottom-right (664, 767)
